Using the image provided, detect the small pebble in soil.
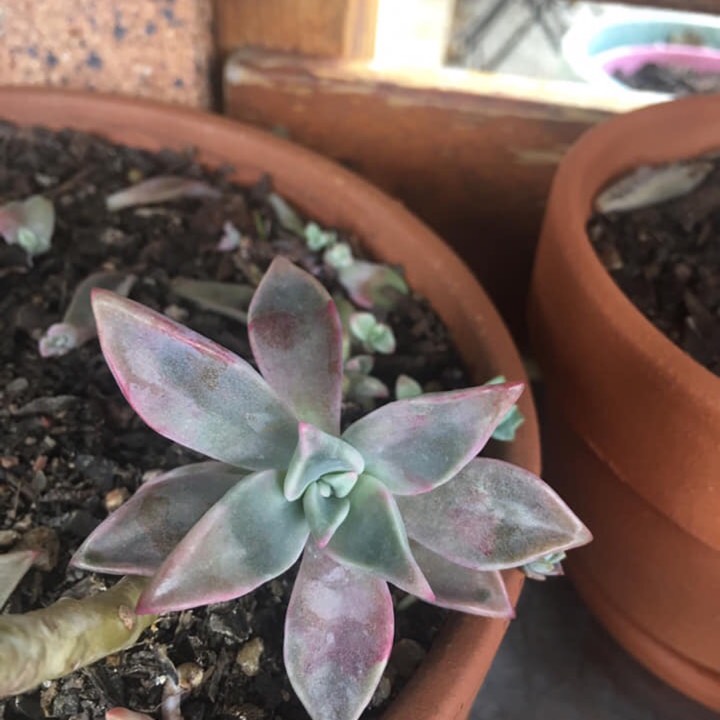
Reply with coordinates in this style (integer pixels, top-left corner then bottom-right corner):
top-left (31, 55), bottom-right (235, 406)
top-left (0, 529), bottom-right (20, 547)
top-left (236, 638), bottom-right (264, 677)
top-left (177, 662), bottom-right (204, 691)
top-left (104, 487), bottom-right (130, 512)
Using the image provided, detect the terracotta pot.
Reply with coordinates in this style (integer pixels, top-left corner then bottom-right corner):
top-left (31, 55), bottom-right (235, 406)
top-left (0, 87), bottom-right (540, 720)
top-left (528, 95), bottom-right (720, 710)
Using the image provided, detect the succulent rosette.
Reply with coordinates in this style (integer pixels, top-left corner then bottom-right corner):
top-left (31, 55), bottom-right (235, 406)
top-left (72, 257), bottom-right (590, 720)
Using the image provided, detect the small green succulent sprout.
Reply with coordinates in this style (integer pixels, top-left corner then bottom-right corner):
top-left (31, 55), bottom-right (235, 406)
top-left (106, 176), bottom-right (220, 211)
top-left (39, 272), bottom-right (136, 358)
top-left (343, 355), bottom-right (389, 409)
top-left (349, 312), bottom-right (396, 354)
top-left (484, 375), bottom-right (525, 442)
top-left (395, 374), bottom-right (423, 400)
top-left (0, 550), bottom-right (37, 609)
top-left (304, 221), bottom-right (337, 251)
top-left (523, 551), bottom-right (566, 581)
top-left (281, 193), bottom-right (407, 310)
top-left (324, 241), bottom-right (354, 270)
top-left (267, 192), bottom-right (305, 236)
top-left (71, 257), bottom-right (591, 720)
top-left (0, 195), bottom-right (55, 258)
top-left (337, 260), bottom-right (408, 310)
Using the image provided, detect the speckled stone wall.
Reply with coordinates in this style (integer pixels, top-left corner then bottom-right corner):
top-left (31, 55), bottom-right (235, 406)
top-left (0, 0), bottom-right (213, 107)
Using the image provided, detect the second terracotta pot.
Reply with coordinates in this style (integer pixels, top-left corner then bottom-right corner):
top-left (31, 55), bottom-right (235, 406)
top-left (529, 96), bottom-right (720, 710)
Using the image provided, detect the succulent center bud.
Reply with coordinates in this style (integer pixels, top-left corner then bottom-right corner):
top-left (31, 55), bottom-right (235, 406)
top-left (283, 423), bottom-right (365, 503)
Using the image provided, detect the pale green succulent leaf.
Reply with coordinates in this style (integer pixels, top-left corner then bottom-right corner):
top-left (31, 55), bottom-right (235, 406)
top-left (268, 193), bottom-right (305, 236)
top-left (322, 471), bottom-right (359, 499)
top-left (39, 272), bottom-right (136, 358)
top-left (349, 313), bottom-right (396, 354)
top-left (137, 470), bottom-right (309, 613)
top-left (325, 475), bottom-right (434, 600)
top-left (483, 375), bottom-right (525, 441)
top-left (345, 355), bottom-right (374, 375)
top-left (324, 242), bottom-right (354, 270)
top-left (304, 221), bottom-right (336, 251)
top-left (92, 290), bottom-right (298, 470)
top-left (337, 260), bottom-right (408, 310)
top-left (397, 458), bottom-right (592, 571)
top-left (350, 375), bottom-right (389, 401)
top-left (285, 544), bottom-right (393, 720)
top-left (0, 550), bottom-right (36, 608)
top-left (106, 176), bottom-right (220, 211)
top-left (343, 384), bottom-right (523, 495)
top-left (0, 195), bottom-right (55, 257)
top-left (72, 462), bottom-right (246, 576)
top-left (394, 374), bottom-right (422, 400)
top-left (492, 405), bottom-right (525, 442)
top-left (284, 422), bottom-right (364, 501)
top-left (409, 541), bottom-right (513, 618)
top-left (248, 257), bottom-right (343, 434)
top-left (304, 483), bottom-right (352, 548)
top-left (171, 278), bottom-right (253, 323)
top-left (523, 551), bottom-right (566, 581)
top-left (349, 312), bottom-right (376, 342)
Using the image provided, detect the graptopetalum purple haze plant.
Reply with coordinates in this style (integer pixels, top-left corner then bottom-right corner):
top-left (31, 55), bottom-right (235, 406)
top-left (72, 256), bottom-right (591, 720)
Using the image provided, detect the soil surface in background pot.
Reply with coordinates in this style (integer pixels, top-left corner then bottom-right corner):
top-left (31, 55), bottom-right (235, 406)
top-left (0, 124), bottom-right (477, 720)
top-left (588, 155), bottom-right (720, 376)
top-left (614, 64), bottom-right (720, 95)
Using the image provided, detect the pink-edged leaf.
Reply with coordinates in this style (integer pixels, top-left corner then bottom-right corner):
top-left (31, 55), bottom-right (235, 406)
top-left (397, 458), bottom-right (592, 571)
top-left (248, 257), bottom-right (343, 434)
top-left (137, 470), bottom-right (308, 613)
top-left (325, 475), bottom-right (434, 601)
top-left (303, 483), bottom-right (351, 548)
top-left (106, 176), bottom-right (220, 211)
top-left (285, 543), bottom-right (393, 720)
top-left (409, 541), bottom-right (513, 618)
top-left (0, 550), bottom-right (37, 607)
top-left (71, 462), bottom-right (245, 576)
top-left (337, 260), bottom-right (408, 310)
top-left (342, 384), bottom-right (523, 496)
top-left (92, 290), bottom-right (298, 470)
top-left (283, 422), bottom-right (364, 501)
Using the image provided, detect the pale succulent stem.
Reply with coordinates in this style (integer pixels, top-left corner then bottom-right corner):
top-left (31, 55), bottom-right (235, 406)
top-left (0, 576), bottom-right (155, 697)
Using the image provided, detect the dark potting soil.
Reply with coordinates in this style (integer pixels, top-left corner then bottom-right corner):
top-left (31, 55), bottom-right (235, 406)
top-left (614, 63), bottom-right (720, 95)
top-left (0, 124), bottom-right (472, 720)
top-left (588, 156), bottom-right (720, 376)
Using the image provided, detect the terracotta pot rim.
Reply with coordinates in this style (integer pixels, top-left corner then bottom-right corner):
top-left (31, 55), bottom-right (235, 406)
top-left (570, 561), bottom-right (720, 712)
top-left (0, 87), bottom-right (540, 720)
top-left (547, 95), bottom-right (720, 404)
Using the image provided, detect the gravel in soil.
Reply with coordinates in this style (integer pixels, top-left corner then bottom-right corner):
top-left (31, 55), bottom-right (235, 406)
top-left (0, 124), bottom-right (472, 720)
top-left (588, 155), bottom-right (720, 376)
